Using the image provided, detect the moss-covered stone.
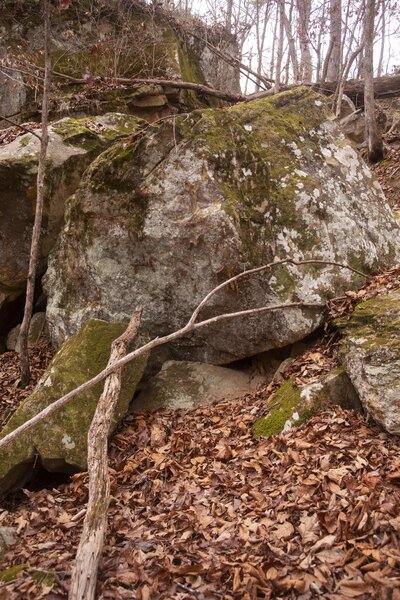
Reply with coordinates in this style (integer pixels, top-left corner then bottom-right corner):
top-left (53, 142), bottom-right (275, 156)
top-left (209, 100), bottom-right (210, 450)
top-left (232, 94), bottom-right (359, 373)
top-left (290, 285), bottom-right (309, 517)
top-left (253, 366), bottom-right (361, 439)
top-left (45, 88), bottom-right (400, 368)
top-left (253, 379), bottom-right (302, 438)
top-left (0, 320), bottom-right (149, 497)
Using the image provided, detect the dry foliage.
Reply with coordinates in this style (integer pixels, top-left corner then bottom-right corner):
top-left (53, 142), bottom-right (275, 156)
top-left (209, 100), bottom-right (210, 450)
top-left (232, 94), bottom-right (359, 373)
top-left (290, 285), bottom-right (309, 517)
top-left (1, 271), bottom-right (400, 599)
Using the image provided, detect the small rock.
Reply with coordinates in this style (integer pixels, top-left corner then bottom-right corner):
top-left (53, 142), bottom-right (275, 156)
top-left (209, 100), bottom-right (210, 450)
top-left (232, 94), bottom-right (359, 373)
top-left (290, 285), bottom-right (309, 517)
top-left (6, 312), bottom-right (48, 352)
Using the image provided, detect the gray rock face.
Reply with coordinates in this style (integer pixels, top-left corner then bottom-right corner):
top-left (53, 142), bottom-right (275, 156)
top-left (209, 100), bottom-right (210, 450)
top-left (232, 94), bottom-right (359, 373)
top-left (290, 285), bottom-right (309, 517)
top-left (338, 291), bottom-right (400, 434)
top-left (0, 47), bottom-right (26, 129)
top-left (0, 113), bottom-right (142, 312)
top-left (0, 320), bottom-right (148, 497)
top-left (44, 89), bottom-right (400, 367)
top-left (133, 361), bottom-right (266, 412)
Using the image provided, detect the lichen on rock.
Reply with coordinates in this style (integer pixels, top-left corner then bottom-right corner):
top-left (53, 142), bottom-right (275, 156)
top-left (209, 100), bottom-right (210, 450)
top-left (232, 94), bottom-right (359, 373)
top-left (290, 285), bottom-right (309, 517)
top-left (44, 89), bottom-right (400, 369)
top-left (337, 290), bottom-right (400, 434)
top-left (253, 367), bottom-right (361, 439)
top-left (0, 113), bottom-right (142, 323)
top-left (0, 320), bottom-right (148, 497)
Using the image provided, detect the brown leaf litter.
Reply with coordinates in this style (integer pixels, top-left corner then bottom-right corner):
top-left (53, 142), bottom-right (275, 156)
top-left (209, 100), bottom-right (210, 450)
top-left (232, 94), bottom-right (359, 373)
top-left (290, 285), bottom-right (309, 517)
top-left (0, 271), bottom-right (400, 599)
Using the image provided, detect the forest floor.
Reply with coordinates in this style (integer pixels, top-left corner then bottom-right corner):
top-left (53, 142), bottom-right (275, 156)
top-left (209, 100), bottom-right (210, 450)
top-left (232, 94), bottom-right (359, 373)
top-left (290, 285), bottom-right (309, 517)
top-left (0, 135), bottom-right (400, 599)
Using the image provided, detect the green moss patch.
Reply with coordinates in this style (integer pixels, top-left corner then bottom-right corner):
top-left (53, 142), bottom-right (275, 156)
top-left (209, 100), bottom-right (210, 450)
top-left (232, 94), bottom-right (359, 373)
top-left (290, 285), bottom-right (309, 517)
top-left (336, 292), bottom-right (400, 352)
top-left (253, 378), bottom-right (303, 439)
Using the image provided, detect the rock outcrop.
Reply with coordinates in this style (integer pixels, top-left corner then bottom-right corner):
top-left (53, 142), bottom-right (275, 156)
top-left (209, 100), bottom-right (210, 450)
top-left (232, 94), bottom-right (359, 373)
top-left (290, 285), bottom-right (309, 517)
top-left (0, 113), bottom-right (141, 322)
top-left (338, 291), bottom-right (400, 434)
top-left (0, 0), bottom-right (240, 123)
top-left (44, 89), bottom-right (400, 368)
top-left (133, 361), bottom-right (266, 412)
top-left (0, 320), bottom-right (148, 497)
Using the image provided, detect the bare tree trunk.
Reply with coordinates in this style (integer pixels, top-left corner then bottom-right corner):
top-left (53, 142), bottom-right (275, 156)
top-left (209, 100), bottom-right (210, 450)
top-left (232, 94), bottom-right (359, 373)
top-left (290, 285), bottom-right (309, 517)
top-left (270, 2), bottom-right (279, 80)
top-left (225, 0), bottom-right (233, 31)
top-left (282, 0), bottom-right (299, 81)
top-left (364, 0), bottom-right (384, 162)
top-left (255, 0), bottom-right (271, 92)
top-left (315, 0), bottom-right (327, 82)
top-left (274, 0), bottom-right (285, 92)
top-left (69, 309), bottom-right (143, 600)
top-left (377, 0), bottom-right (386, 77)
top-left (18, 0), bottom-right (51, 387)
top-left (326, 0), bottom-right (342, 81)
top-left (296, 0), bottom-right (312, 82)
top-left (333, 43), bottom-right (364, 115)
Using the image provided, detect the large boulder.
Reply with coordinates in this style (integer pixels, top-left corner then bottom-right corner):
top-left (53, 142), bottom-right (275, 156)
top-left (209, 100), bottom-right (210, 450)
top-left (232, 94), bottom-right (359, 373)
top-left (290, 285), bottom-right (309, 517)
top-left (0, 320), bottom-right (148, 497)
top-left (44, 88), bottom-right (400, 367)
top-left (337, 291), bottom-right (400, 434)
top-left (0, 113), bottom-right (142, 319)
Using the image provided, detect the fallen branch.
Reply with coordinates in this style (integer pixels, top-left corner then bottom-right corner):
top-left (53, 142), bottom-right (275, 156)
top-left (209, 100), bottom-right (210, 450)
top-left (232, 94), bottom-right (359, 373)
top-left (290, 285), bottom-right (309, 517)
top-left (69, 308), bottom-right (143, 600)
top-left (0, 115), bottom-right (41, 140)
top-left (7, 58), bottom-right (400, 108)
top-left (0, 258), bottom-right (367, 452)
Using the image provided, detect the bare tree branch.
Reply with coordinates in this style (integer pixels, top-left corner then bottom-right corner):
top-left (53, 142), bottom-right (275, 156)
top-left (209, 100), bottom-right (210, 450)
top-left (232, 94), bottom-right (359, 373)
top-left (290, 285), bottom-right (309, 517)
top-left (69, 308), bottom-right (143, 600)
top-left (0, 115), bottom-right (41, 140)
top-left (0, 258), bottom-right (367, 452)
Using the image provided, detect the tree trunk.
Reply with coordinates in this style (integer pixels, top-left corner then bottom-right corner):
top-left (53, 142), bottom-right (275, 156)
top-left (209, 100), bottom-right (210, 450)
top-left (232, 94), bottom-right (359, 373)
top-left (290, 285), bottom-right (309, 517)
top-left (364, 0), bottom-right (384, 162)
top-left (326, 0), bottom-right (342, 82)
top-left (18, 0), bottom-right (51, 387)
top-left (282, 0), bottom-right (298, 81)
top-left (296, 0), bottom-right (312, 82)
top-left (377, 0), bottom-right (386, 77)
top-left (69, 309), bottom-right (143, 600)
top-left (274, 0), bottom-right (285, 93)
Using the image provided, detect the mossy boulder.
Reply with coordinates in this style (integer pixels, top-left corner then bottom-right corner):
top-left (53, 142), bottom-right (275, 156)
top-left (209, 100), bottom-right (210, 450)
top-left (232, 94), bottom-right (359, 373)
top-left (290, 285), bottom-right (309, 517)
top-left (337, 291), bottom-right (400, 434)
top-left (133, 361), bottom-right (266, 412)
top-left (0, 320), bottom-right (148, 497)
top-left (253, 367), bottom-right (361, 439)
top-left (45, 88), bottom-right (400, 368)
top-left (0, 113), bottom-right (142, 320)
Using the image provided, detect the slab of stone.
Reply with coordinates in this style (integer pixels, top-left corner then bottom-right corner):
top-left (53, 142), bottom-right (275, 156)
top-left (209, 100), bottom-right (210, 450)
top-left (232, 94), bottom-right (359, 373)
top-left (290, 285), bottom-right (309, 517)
top-left (44, 89), bottom-right (400, 370)
top-left (132, 361), bottom-right (266, 412)
top-left (337, 291), bottom-right (400, 434)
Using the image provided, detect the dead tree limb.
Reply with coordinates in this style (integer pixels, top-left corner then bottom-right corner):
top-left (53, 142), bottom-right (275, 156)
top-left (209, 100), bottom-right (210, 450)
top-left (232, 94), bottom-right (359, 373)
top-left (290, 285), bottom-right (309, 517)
top-left (7, 57), bottom-right (400, 108)
top-left (0, 115), bottom-right (41, 139)
top-left (69, 308), bottom-right (143, 600)
top-left (0, 258), bottom-right (367, 452)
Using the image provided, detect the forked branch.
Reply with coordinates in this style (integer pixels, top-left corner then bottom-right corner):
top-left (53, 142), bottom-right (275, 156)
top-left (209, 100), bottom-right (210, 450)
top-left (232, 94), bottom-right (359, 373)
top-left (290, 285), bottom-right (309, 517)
top-left (0, 258), bottom-right (367, 452)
